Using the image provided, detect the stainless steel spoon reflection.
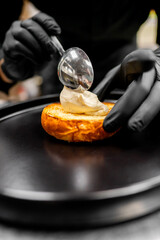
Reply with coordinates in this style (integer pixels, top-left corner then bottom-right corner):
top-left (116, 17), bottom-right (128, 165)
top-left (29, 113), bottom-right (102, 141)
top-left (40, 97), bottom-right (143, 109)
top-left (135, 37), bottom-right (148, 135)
top-left (51, 36), bottom-right (94, 90)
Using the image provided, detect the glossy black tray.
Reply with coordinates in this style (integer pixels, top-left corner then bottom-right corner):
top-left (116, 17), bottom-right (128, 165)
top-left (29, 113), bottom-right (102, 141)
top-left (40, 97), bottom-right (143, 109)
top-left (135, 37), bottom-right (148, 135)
top-left (0, 94), bottom-right (160, 228)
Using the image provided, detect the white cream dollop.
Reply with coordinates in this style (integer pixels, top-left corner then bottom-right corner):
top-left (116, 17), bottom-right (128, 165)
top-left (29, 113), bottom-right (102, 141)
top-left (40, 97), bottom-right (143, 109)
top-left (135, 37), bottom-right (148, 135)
top-left (60, 86), bottom-right (108, 116)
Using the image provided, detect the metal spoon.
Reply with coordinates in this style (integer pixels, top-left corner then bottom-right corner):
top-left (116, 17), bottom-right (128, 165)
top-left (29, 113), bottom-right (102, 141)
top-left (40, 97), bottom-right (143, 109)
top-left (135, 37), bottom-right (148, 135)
top-left (51, 36), bottom-right (94, 90)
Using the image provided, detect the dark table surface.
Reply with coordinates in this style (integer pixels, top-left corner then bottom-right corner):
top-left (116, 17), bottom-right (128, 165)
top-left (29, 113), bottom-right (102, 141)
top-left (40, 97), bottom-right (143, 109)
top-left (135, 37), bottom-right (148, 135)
top-left (0, 209), bottom-right (160, 240)
top-left (1, 96), bottom-right (160, 239)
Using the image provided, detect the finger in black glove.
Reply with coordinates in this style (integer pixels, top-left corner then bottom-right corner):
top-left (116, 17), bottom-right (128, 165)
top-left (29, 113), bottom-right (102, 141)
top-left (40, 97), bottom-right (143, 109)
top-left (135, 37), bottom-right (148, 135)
top-left (1, 12), bottom-right (61, 81)
top-left (93, 49), bottom-right (160, 133)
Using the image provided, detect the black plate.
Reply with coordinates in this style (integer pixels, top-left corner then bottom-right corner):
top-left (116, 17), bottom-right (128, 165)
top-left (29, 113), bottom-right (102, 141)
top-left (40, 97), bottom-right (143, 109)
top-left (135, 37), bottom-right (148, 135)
top-left (1, 94), bottom-right (160, 227)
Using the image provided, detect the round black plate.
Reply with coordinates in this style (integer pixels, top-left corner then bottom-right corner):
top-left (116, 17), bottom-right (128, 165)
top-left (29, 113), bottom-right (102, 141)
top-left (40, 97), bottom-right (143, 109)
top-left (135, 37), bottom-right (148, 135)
top-left (0, 94), bottom-right (160, 227)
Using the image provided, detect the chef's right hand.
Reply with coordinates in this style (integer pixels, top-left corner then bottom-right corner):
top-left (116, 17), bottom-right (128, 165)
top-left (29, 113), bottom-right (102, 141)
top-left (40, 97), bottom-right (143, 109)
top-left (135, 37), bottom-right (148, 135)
top-left (1, 12), bottom-right (61, 82)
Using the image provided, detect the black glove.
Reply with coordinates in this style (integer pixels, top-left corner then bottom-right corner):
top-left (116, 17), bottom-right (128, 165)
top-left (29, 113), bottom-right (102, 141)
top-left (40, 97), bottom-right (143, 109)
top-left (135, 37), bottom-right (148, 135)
top-left (93, 48), bottom-right (160, 132)
top-left (1, 12), bottom-right (61, 82)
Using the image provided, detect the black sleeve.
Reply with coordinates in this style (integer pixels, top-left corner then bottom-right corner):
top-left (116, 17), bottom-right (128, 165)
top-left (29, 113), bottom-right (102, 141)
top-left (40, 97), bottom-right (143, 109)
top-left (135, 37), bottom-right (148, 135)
top-left (0, 1), bottom-right (23, 44)
top-left (0, 78), bottom-right (15, 94)
top-left (0, 1), bottom-right (23, 93)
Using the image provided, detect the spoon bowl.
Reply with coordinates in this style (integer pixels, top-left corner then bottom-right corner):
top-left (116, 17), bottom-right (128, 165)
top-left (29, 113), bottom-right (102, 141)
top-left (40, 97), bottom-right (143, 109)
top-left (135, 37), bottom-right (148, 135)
top-left (51, 36), bottom-right (94, 90)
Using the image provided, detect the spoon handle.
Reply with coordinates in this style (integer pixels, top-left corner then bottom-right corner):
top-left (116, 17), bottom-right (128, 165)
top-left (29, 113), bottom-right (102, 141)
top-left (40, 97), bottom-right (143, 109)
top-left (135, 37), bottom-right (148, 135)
top-left (51, 36), bottom-right (65, 56)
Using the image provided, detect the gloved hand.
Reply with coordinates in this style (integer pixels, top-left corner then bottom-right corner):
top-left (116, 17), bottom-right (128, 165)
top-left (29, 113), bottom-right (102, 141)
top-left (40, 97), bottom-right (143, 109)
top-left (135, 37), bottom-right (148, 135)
top-left (93, 48), bottom-right (160, 132)
top-left (1, 12), bottom-right (61, 82)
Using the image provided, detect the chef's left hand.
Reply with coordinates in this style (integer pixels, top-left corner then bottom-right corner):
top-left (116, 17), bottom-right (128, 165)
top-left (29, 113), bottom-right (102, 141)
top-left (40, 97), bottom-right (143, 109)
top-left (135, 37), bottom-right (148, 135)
top-left (93, 48), bottom-right (160, 132)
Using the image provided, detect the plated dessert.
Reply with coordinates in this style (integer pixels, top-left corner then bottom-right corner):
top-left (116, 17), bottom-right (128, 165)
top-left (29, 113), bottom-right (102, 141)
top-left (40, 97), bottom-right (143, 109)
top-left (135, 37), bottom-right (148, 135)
top-left (41, 86), bottom-right (115, 142)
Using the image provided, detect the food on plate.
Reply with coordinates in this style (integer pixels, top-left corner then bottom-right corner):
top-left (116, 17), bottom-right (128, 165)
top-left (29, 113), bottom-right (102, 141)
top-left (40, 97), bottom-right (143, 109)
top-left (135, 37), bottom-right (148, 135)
top-left (41, 86), bottom-right (116, 142)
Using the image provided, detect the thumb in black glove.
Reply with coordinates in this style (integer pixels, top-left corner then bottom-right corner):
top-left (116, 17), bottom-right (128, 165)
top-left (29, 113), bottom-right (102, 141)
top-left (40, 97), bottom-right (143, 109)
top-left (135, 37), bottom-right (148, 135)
top-left (93, 48), bottom-right (160, 132)
top-left (1, 12), bottom-right (61, 82)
